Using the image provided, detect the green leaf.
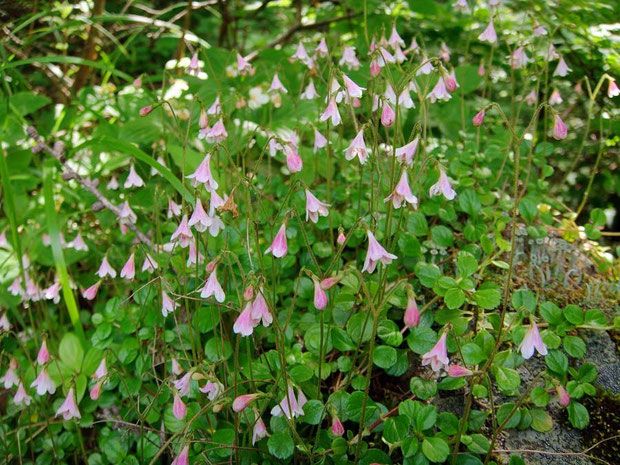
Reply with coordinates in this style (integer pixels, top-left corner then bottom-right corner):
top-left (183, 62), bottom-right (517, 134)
top-left (530, 387), bottom-right (550, 407)
top-left (407, 212), bottom-right (428, 236)
top-left (407, 327), bottom-right (437, 354)
top-left (462, 434), bottom-right (490, 453)
top-left (377, 320), bottom-right (403, 347)
top-left (422, 437), bottom-right (450, 463)
top-left (59, 333), bottom-right (84, 373)
top-left (332, 327), bottom-right (357, 351)
top-left (268, 432), bottom-right (295, 459)
top-left (545, 350), bottom-right (568, 374)
top-left (300, 400), bottom-right (324, 425)
top-left (563, 336), bottom-right (586, 358)
top-left (567, 401), bottom-right (590, 429)
top-left (518, 197), bottom-right (538, 222)
top-left (415, 405), bottom-right (438, 432)
top-left (564, 305), bottom-right (584, 325)
top-left (432, 225), bottom-right (454, 247)
top-left (458, 189), bottom-right (482, 216)
top-left (410, 377), bottom-right (437, 400)
top-left (494, 366), bottom-right (521, 391)
top-left (415, 262), bottom-right (442, 288)
top-left (445, 287), bottom-right (466, 309)
top-left (473, 287), bottom-right (501, 309)
top-left (530, 408), bottom-right (553, 432)
top-left (539, 302), bottom-right (562, 325)
top-left (512, 289), bottom-right (536, 312)
top-left (347, 313), bottom-right (373, 344)
top-left (374, 345), bottom-right (397, 369)
top-left (497, 403), bottom-right (520, 429)
top-left (457, 252), bottom-right (478, 278)
top-left (383, 416), bottom-right (410, 443)
top-left (462, 343), bottom-right (486, 365)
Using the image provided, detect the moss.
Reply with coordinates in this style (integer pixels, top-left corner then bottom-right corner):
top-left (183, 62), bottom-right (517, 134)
top-left (581, 390), bottom-right (620, 463)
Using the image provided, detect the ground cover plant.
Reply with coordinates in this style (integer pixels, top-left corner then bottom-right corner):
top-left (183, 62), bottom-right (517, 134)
top-left (0, 1), bottom-right (619, 464)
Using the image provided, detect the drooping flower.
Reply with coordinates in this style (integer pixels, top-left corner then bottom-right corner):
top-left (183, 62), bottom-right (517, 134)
top-left (427, 77), bottom-right (452, 102)
top-left (90, 380), bottom-right (104, 401)
top-left (472, 110), bottom-right (485, 127)
top-left (1, 359), bottom-right (19, 388)
top-left (232, 393), bottom-right (259, 412)
top-left (162, 290), bottom-right (179, 317)
top-left (0, 313), bottom-right (10, 331)
top-left (532, 25), bottom-right (547, 37)
top-left (171, 445), bottom-right (189, 465)
top-left (141, 254), bottom-right (158, 273)
top-left (139, 105), bottom-right (152, 117)
top-left (200, 268), bottom-right (225, 303)
top-left (271, 387), bottom-right (307, 419)
top-left (342, 74), bottom-right (365, 99)
top-left (119, 201), bottom-right (137, 224)
top-left (362, 230), bottom-right (398, 273)
top-left (301, 80), bottom-right (319, 100)
top-left (120, 253), bottom-right (136, 280)
top-left (14, 382), bottom-right (32, 406)
top-left (200, 380), bottom-right (224, 401)
top-left (448, 365), bottom-right (473, 377)
top-left (206, 119), bottom-right (228, 143)
top-left (236, 53), bottom-right (253, 75)
top-left (388, 26), bottom-right (405, 49)
top-left (268, 73), bottom-right (288, 94)
top-left (37, 340), bottom-right (50, 365)
top-left (292, 41), bottom-right (313, 67)
top-left (252, 417), bottom-right (270, 444)
top-left (69, 232), bottom-right (88, 251)
top-left (171, 215), bottom-right (193, 248)
top-left (186, 53), bottom-right (200, 75)
top-left (285, 145), bottom-right (303, 173)
top-left (188, 199), bottom-right (212, 232)
top-left (444, 73), bottom-right (458, 93)
top-left (124, 164), bottom-right (144, 189)
top-left (94, 358), bottom-right (107, 380)
top-left (381, 101), bottom-right (395, 127)
top-left (233, 302), bottom-right (257, 336)
top-left (251, 290), bottom-right (273, 327)
top-left (186, 154), bottom-right (218, 191)
top-left (337, 232), bottom-right (346, 246)
top-left (556, 385), bottom-right (570, 407)
top-left (331, 416), bottom-right (345, 436)
top-left (398, 88), bottom-right (415, 109)
top-left (549, 88), bottom-right (563, 105)
top-left (453, 0), bottom-right (470, 13)
top-left (608, 79), bottom-right (619, 98)
top-left (395, 137), bottom-right (419, 167)
top-left (339, 46), bottom-right (360, 70)
top-left (56, 387), bottom-right (81, 420)
top-left (478, 20), bottom-right (497, 43)
top-left (421, 333), bottom-right (449, 372)
top-left (82, 281), bottom-right (100, 300)
top-left (429, 169), bottom-right (457, 200)
top-left (552, 114), bottom-right (567, 140)
top-left (174, 372), bottom-right (192, 397)
top-left (553, 56), bottom-right (571, 76)
top-left (313, 129), bottom-right (327, 153)
top-left (344, 129), bottom-right (369, 164)
top-left (416, 55), bottom-right (434, 75)
top-left (173, 393), bottom-right (187, 420)
top-left (545, 43), bottom-right (559, 61)
top-left (315, 38), bottom-right (329, 57)
top-left (265, 224), bottom-right (287, 258)
top-left (404, 296), bottom-right (420, 328)
top-left (525, 90), bottom-right (537, 105)
top-left (313, 279), bottom-right (327, 310)
top-left (478, 63), bottom-right (485, 76)
top-left (96, 256), bottom-right (117, 279)
top-left (518, 321), bottom-right (548, 359)
top-left (305, 190), bottom-right (330, 223)
top-left (511, 47), bottom-right (530, 70)
top-left (320, 98), bottom-right (342, 126)
top-left (440, 42), bottom-right (451, 62)
top-left (384, 171), bottom-right (418, 209)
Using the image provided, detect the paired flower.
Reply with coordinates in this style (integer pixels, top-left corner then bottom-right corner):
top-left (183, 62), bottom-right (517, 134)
top-left (186, 154), bottom-right (218, 191)
top-left (271, 386), bottom-right (307, 419)
top-left (199, 267), bottom-right (225, 303)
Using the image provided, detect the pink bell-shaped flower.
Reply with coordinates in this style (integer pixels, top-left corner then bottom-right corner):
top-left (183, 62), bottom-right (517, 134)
top-left (200, 267), bottom-right (225, 303)
top-left (362, 230), bottom-right (398, 273)
top-left (429, 169), bottom-right (457, 200)
top-left (252, 416), bottom-right (270, 444)
top-left (395, 137), bottom-right (419, 167)
top-left (124, 164), bottom-right (144, 189)
top-left (171, 445), bottom-right (189, 465)
top-left (233, 302), bottom-right (257, 337)
top-left (301, 80), bottom-right (319, 100)
top-left (82, 281), bottom-right (100, 300)
top-left (120, 253), bottom-right (136, 280)
top-left (344, 129), bottom-right (369, 165)
top-left (96, 256), bottom-right (117, 279)
top-left (384, 171), bottom-right (418, 209)
top-left (313, 278), bottom-right (327, 310)
top-left (251, 290), bottom-right (273, 327)
top-left (161, 290), bottom-right (179, 317)
top-left (553, 56), bottom-right (571, 77)
top-left (172, 392), bottom-right (187, 420)
top-left (472, 110), bottom-right (485, 127)
top-left (448, 365), bottom-right (473, 377)
top-left (14, 381), bottom-right (32, 406)
top-left (552, 114), bottom-right (567, 140)
top-left (404, 296), bottom-right (420, 328)
top-left (171, 215), bottom-right (193, 248)
top-left (285, 145), bottom-right (303, 173)
top-left (421, 333), bottom-right (450, 372)
top-left (232, 393), bottom-right (259, 412)
top-left (478, 20), bottom-right (497, 43)
top-left (518, 321), bottom-right (548, 359)
top-left (37, 340), bottom-right (50, 365)
top-left (186, 154), bottom-right (218, 191)
top-left (265, 224), bottom-right (287, 258)
top-left (320, 98), bottom-right (342, 126)
top-left (305, 190), bottom-right (330, 223)
top-left (56, 387), bottom-right (81, 420)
